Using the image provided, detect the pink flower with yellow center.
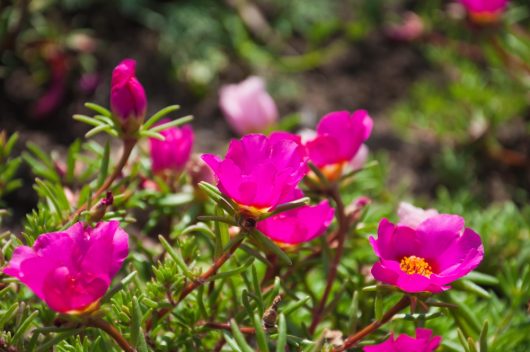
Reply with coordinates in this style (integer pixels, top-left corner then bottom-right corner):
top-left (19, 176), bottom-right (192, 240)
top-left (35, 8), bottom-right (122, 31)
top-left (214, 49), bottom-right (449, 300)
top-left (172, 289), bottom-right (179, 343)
top-left (202, 133), bottom-right (308, 215)
top-left (305, 110), bottom-right (373, 181)
top-left (363, 328), bottom-right (441, 352)
top-left (3, 222), bottom-right (128, 314)
top-left (149, 119), bottom-right (194, 175)
top-left (459, 0), bottom-right (508, 25)
top-left (257, 189), bottom-right (334, 244)
top-left (369, 214), bottom-right (484, 293)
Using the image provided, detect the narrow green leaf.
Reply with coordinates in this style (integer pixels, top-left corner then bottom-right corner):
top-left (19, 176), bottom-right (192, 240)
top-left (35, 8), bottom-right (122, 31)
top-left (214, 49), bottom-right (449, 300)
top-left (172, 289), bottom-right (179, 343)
top-left (97, 140), bottom-right (111, 188)
top-left (0, 302), bottom-right (18, 330)
top-left (143, 105), bottom-right (181, 129)
top-left (223, 332), bottom-right (243, 352)
top-left (253, 313), bottom-right (270, 352)
top-left (158, 235), bottom-right (194, 279)
top-left (282, 296), bottom-right (311, 316)
top-left (258, 197), bottom-right (310, 220)
top-left (13, 310), bottom-right (38, 342)
top-left (347, 290), bottom-right (359, 333)
top-left (207, 257), bottom-right (254, 282)
top-left (230, 319), bottom-right (254, 352)
top-left (85, 124), bottom-right (113, 138)
top-left (374, 291), bottom-right (383, 320)
top-left (479, 321), bottom-right (488, 352)
top-left (85, 102), bottom-right (112, 117)
top-left (251, 229), bottom-right (292, 265)
top-left (148, 115), bottom-right (193, 133)
top-left (276, 313), bottom-right (287, 352)
top-left (252, 265), bottom-right (264, 316)
top-left (73, 114), bottom-right (104, 127)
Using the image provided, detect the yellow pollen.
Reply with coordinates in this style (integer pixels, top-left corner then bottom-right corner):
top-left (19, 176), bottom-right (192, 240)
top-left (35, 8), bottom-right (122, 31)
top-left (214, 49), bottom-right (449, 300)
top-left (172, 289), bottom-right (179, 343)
top-left (400, 256), bottom-right (433, 277)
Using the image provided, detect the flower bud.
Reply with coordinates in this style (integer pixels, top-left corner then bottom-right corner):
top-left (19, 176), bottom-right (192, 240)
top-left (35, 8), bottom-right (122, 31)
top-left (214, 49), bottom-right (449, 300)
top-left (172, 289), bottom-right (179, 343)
top-left (110, 59), bottom-right (147, 134)
top-left (149, 120), bottom-right (194, 175)
top-left (219, 76), bottom-right (278, 135)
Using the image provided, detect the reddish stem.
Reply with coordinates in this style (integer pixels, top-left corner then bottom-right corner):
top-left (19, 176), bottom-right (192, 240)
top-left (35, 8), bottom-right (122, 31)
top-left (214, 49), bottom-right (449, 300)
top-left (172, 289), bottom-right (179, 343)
top-left (88, 316), bottom-right (136, 352)
top-left (69, 138), bottom-right (136, 221)
top-left (309, 185), bottom-right (347, 334)
top-left (198, 321), bottom-right (256, 335)
top-left (333, 296), bottom-right (410, 352)
top-left (146, 238), bottom-right (244, 330)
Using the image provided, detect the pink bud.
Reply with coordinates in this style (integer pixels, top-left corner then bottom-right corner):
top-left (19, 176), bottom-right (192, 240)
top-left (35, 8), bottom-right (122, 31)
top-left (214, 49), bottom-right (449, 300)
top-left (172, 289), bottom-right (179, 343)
top-left (149, 120), bottom-right (194, 174)
top-left (219, 76), bottom-right (278, 135)
top-left (364, 328), bottom-right (442, 352)
top-left (110, 59), bottom-right (147, 129)
top-left (3, 222), bottom-right (129, 314)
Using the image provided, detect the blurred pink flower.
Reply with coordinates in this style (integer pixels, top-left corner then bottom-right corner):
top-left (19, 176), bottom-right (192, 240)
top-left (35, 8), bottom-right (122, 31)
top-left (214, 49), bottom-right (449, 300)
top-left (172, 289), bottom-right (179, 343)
top-left (459, 0), bottom-right (508, 24)
top-left (397, 202), bottom-right (439, 229)
top-left (219, 76), bottom-right (278, 135)
top-left (305, 110), bottom-right (373, 181)
top-left (364, 328), bottom-right (441, 352)
top-left (3, 222), bottom-right (128, 314)
top-left (369, 215), bottom-right (483, 293)
top-left (202, 133), bottom-right (307, 214)
top-left (386, 12), bottom-right (425, 41)
top-left (149, 119), bottom-right (194, 174)
top-left (110, 59), bottom-right (147, 127)
top-left (257, 189), bottom-right (334, 244)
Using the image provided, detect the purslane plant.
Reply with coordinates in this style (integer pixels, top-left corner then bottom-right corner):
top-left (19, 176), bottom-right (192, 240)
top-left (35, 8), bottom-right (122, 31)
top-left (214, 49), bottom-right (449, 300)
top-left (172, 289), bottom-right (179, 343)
top-left (0, 58), bottom-right (501, 352)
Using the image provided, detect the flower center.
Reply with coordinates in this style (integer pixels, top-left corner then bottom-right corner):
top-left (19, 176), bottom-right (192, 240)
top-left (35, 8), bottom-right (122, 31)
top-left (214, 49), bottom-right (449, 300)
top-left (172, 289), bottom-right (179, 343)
top-left (400, 256), bottom-right (433, 277)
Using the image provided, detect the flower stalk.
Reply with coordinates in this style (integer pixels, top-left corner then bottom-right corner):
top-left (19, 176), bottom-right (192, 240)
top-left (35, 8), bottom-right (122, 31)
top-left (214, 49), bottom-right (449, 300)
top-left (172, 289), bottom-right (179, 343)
top-left (333, 295), bottom-right (411, 352)
top-left (87, 316), bottom-right (136, 352)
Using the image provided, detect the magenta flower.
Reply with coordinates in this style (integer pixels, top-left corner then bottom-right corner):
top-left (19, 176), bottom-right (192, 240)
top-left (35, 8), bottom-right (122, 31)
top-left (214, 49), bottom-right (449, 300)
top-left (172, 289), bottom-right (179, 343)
top-left (110, 59), bottom-right (147, 127)
top-left (305, 110), bottom-right (373, 181)
top-left (397, 202), bottom-right (439, 229)
top-left (149, 119), bottom-right (194, 174)
top-left (363, 328), bottom-right (441, 352)
top-left (3, 222), bottom-right (129, 314)
top-left (369, 215), bottom-right (484, 293)
top-left (202, 133), bottom-right (307, 214)
top-left (257, 189), bottom-right (334, 244)
top-left (459, 0), bottom-right (508, 24)
top-left (219, 76), bottom-right (278, 135)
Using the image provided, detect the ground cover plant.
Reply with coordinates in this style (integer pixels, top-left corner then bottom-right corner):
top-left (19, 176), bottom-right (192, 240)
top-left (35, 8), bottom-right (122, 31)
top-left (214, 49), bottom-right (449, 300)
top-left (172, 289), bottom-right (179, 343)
top-left (0, 0), bottom-right (529, 351)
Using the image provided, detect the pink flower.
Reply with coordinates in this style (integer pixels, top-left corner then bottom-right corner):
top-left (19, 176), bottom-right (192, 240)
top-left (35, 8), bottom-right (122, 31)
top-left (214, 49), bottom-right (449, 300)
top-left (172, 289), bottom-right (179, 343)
top-left (364, 328), bottom-right (441, 352)
top-left (149, 120), bottom-right (194, 174)
top-left (219, 76), bottom-right (278, 135)
top-left (386, 12), bottom-right (425, 42)
top-left (369, 215), bottom-right (484, 293)
top-left (459, 0), bottom-right (508, 24)
top-left (202, 133), bottom-right (307, 214)
top-left (397, 202), bottom-right (439, 229)
top-left (257, 189), bottom-right (334, 244)
top-left (3, 222), bottom-right (129, 314)
top-left (110, 59), bottom-right (147, 126)
top-left (305, 110), bottom-right (373, 181)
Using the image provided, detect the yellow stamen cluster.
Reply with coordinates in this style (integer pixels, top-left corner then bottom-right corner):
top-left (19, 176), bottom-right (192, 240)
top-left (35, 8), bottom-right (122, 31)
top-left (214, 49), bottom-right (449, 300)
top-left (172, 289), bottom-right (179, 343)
top-left (400, 256), bottom-right (433, 278)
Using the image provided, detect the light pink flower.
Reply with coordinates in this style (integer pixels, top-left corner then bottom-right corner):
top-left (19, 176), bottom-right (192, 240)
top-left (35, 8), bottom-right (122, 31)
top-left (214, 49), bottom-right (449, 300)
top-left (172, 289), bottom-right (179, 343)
top-left (149, 119), bottom-right (194, 174)
top-left (364, 328), bottom-right (441, 352)
top-left (370, 215), bottom-right (484, 293)
top-left (110, 59), bottom-right (147, 124)
top-left (305, 110), bottom-right (373, 180)
top-left (3, 222), bottom-right (128, 313)
top-left (257, 189), bottom-right (334, 244)
top-left (219, 76), bottom-right (278, 135)
top-left (386, 12), bottom-right (425, 42)
top-left (202, 133), bottom-right (307, 214)
top-left (459, 0), bottom-right (508, 24)
top-left (397, 202), bottom-right (439, 229)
